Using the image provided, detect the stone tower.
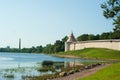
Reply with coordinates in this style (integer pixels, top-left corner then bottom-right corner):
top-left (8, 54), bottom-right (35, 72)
top-left (65, 33), bottom-right (76, 52)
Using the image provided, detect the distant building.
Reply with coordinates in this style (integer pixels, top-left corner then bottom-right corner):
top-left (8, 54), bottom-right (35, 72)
top-left (65, 33), bottom-right (120, 51)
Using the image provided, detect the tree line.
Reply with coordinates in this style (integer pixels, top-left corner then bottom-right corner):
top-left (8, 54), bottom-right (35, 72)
top-left (77, 31), bottom-right (119, 41)
top-left (0, 36), bottom-right (68, 54)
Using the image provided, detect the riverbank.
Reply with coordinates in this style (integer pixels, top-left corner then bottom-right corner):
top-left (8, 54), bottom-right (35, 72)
top-left (52, 54), bottom-right (79, 59)
top-left (51, 48), bottom-right (120, 80)
top-left (52, 64), bottom-right (110, 80)
top-left (54, 48), bottom-right (120, 60)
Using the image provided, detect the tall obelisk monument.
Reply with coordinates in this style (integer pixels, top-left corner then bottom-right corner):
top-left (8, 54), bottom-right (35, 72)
top-left (19, 38), bottom-right (21, 50)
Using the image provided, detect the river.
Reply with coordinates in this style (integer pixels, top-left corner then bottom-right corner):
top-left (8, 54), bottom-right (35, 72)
top-left (0, 52), bottom-right (101, 80)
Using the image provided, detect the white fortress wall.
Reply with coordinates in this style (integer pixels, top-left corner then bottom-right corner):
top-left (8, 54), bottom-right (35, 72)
top-left (69, 43), bottom-right (75, 51)
top-left (68, 40), bottom-right (120, 51)
top-left (75, 43), bottom-right (85, 50)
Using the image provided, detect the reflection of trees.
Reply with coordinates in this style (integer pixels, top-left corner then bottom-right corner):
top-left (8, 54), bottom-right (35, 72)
top-left (38, 60), bottom-right (64, 73)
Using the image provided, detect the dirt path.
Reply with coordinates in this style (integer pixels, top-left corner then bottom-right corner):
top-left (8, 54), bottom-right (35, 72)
top-left (52, 64), bottom-right (110, 80)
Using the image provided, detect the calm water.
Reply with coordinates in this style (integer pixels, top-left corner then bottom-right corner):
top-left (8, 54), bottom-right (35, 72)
top-left (0, 52), bottom-right (101, 80)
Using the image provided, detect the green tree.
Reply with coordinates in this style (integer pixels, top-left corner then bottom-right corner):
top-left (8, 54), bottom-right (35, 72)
top-left (62, 36), bottom-right (68, 42)
top-left (22, 48), bottom-right (31, 53)
top-left (61, 36), bottom-right (68, 51)
top-left (100, 32), bottom-right (111, 39)
top-left (94, 34), bottom-right (100, 40)
top-left (53, 36), bottom-right (68, 53)
top-left (101, 0), bottom-right (120, 39)
top-left (43, 44), bottom-right (54, 54)
top-left (77, 34), bottom-right (89, 41)
top-left (88, 34), bottom-right (95, 40)
top-left (36, 45), bottom-right (43, 53)
top-left (53, 40), bottom-right (63, 53)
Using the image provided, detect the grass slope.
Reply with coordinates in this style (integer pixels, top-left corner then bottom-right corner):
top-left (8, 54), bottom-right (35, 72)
top-left (59, 48), bottom-right (120, 60)
top-left (78, 62), bottom-right (120, 80)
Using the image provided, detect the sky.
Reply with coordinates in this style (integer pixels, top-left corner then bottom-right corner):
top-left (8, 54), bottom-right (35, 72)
top-left (0, 0), bottom-right (113, 48)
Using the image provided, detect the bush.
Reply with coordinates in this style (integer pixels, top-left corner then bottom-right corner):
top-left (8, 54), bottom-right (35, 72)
top-left (42, 60), bottom-right (54, 67)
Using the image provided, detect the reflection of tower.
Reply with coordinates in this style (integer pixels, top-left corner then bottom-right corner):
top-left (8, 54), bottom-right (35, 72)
top-left (19, 38), bottom-right (21, 50)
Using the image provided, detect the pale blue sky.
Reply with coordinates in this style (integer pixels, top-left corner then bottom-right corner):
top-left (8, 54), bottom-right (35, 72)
top-left (0, 0), bottom-right (113, 48)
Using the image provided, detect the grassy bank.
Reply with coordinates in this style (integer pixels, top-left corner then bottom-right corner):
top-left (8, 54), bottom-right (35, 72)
top-left (78, 62), bottom-right (120, 80)
top-left (58, 48), bottom-right (120, 60)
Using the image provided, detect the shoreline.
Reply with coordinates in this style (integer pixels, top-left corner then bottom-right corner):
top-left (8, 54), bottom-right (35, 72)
top-left (51, 54), bottom-right (120, 61)
top-left (52, 64), bottom-right (110, 80)
top-left (52, 54), bottom-right (80, 59)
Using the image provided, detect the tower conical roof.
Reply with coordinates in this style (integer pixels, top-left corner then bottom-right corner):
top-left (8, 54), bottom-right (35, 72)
top-left (67, 33), bottom-right (76, 42)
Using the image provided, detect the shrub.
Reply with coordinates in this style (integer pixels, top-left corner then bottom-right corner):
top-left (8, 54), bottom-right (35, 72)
top-left (42, 60), bottom-right (54, 67)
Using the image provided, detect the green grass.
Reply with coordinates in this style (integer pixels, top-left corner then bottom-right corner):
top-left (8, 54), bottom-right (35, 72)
top-left (78, 62), bottom-right (120, 80)
top-left (59, 48), bottom-right (120, 60)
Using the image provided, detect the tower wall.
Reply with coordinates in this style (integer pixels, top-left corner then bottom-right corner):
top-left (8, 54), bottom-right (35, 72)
top-left (65, 42), bottom-right (71, 52)
top-left (65, 39), bottom-right (120, 51)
